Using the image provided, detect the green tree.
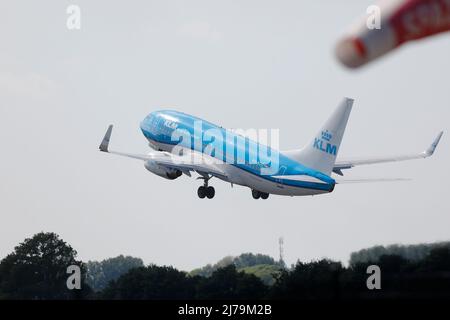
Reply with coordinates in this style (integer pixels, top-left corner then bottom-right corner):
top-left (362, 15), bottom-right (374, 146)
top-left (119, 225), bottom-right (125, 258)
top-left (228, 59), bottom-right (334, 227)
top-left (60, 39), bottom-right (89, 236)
top-left (86, 255), bottom-right (144, 292)
top-left (420, 247), bottom-right (450, 271)
top-left (196, 265), bottom-right (268, 299)
top-left (239, 264), bottom-right (282, 286)
top-left (102, 265), bottom-right (198, 299)
top-left (349, 242), bottom-right (450, 266)
top-left (189, 253), bottom-right (281, 279)
top-left (234, 253), bottom-right (279, 269)
top-left (377, 254), bottom-right (410, 273)
top-left (0, 232), bottom-right (90, 299)
top-left (271, 259), bottom-right (343, 300)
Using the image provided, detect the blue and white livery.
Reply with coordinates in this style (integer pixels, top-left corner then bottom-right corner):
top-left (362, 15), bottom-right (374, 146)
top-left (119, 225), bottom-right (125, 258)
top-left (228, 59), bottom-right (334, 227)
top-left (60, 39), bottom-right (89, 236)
top-left (99, 98), bottom-right (442, 199)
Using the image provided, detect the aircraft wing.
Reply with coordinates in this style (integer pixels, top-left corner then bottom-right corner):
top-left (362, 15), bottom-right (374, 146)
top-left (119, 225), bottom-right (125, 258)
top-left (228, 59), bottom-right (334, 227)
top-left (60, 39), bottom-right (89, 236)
top-left (99, 125), bottom-right (229, 181)
top-left (333, 131), bottom-right (443, 176)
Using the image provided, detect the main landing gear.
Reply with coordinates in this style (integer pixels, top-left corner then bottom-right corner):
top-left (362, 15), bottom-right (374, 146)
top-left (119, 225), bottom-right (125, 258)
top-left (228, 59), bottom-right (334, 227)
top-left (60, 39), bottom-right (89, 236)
top-left (197, 176), bottom-right (215, 199)
top-left (252, 190), bottom-right (269, 200)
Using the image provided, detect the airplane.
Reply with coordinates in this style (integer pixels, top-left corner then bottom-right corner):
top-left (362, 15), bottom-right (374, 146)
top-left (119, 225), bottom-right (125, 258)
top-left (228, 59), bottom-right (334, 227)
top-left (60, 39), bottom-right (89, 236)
top-left (99, 98), bottom-right (443, 199)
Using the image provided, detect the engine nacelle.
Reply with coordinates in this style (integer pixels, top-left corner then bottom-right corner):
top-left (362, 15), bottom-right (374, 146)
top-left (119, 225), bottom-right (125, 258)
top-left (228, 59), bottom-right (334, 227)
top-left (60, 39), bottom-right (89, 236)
top-left (144, 160), bottom-right (182, 180)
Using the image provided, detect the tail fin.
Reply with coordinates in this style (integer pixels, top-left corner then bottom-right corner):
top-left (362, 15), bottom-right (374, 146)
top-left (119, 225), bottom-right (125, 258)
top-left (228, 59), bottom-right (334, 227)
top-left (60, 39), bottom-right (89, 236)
top-left (284, 98), bottom-right (354, 175)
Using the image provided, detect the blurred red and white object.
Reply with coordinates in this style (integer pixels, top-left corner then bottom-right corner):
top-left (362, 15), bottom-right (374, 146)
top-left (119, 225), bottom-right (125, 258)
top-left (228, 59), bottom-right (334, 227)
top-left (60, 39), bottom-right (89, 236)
top-left (336, 0), bottom-right (450, 68)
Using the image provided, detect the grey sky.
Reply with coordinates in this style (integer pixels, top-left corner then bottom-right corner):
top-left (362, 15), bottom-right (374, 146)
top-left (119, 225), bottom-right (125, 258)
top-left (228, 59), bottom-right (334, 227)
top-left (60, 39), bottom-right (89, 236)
top-left (1, 0), bottom-right (449, 271)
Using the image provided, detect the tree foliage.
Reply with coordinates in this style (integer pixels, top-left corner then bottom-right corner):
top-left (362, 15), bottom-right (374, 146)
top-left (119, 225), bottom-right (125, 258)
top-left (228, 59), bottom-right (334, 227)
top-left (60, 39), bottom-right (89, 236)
top-left (2, 233), bottom-right (450, 300)
top-left (86, 255), bottom-right (144, 292)
top-left (101, 265), bottom-right (198, 300)
top-left (190, 253), bottom-right (282, 280)
top-left (196, 265), bottom-right (268, 300)
top-left (0, 232), bottom-right (89, 299)
top-left (271, 259), bottom-right (343, 300)
top-left (349, 242), bottom-right (450, 266)
top-left (234, 253), bottom-right (279, 269)
top-left (239, 264), bottom-right (283, 286)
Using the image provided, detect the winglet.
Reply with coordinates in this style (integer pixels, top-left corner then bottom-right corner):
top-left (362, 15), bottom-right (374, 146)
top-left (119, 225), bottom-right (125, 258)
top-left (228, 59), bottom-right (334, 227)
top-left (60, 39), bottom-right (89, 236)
top-left (424, 131), bottom-right (443, 157)
top-left (99, 125), bottom-right (113, 152)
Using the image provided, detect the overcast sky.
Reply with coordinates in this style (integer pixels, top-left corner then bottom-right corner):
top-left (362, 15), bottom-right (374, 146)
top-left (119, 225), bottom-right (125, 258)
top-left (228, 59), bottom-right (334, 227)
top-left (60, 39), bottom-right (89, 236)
top-left (1, 0), bottom-right (449, 271)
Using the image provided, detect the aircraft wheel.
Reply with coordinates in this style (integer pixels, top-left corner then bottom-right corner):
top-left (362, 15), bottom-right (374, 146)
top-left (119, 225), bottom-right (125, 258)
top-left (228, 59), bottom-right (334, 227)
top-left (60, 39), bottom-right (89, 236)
top-left (206, 186), bottom-right (215, 199)
top-left (252, 190), bottom-right (261, 199)
top-left (197, 186), bottom-right (206, 199)
top-left (261, 193), bottom-right (269, 200)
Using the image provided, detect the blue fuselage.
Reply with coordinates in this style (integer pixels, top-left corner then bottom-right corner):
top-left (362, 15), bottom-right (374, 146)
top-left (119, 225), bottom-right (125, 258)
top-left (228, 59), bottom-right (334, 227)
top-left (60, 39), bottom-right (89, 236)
top-left (140, 110), bottom-right (335, 192)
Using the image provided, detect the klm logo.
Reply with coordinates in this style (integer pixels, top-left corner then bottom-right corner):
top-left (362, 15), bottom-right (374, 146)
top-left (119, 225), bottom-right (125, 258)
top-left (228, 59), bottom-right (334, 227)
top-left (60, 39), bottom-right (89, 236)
top-left (313, 130), bottom-right (337, 155)
top-left (164, 120), bottom-right (178, 130)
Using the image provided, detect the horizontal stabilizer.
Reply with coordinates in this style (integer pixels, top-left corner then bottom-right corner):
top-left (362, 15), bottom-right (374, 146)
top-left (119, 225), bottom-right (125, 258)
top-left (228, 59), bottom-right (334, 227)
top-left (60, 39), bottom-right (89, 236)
top-left (333, 131), bottom-right (443, 175)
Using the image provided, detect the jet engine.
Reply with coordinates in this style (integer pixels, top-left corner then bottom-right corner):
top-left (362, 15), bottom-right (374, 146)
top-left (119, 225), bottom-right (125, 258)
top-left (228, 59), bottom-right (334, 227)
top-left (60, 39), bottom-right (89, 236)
top-left (144, 160), bottom-right (182, 180)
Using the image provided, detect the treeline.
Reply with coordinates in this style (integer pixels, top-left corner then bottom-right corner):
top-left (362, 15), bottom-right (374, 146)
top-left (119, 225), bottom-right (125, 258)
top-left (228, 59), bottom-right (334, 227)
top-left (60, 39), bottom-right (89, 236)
top-left (86, 255), bottom-right (144, 292)
top-left (189, 253), bottom-right (284, 285)
top-left (1, 232), bottom-right (450, 300)
top-left (350, 242), bottom-right (450, 265)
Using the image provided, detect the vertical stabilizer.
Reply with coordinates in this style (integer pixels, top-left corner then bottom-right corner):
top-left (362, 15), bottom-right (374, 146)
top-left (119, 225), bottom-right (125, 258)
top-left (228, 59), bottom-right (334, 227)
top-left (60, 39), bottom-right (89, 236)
top-left (284, 98), bottom-right (354, 175)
